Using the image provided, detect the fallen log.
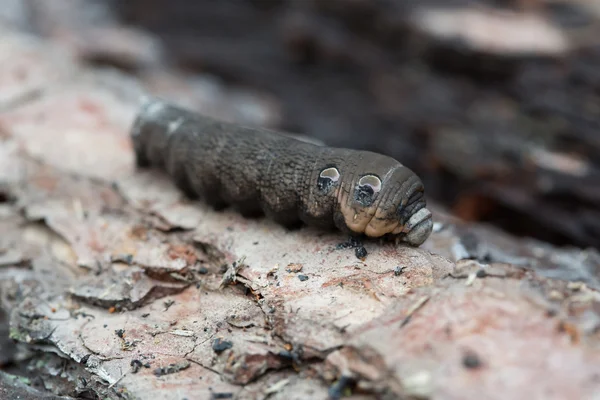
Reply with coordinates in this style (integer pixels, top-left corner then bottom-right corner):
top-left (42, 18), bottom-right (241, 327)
top-left (0, 21), bottom-right (599, 400)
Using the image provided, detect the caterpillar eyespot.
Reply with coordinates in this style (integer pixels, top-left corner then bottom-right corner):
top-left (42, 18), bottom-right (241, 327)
top-left (358, 175), bottom-right (382, 193)
top-left (318, 167), bottom-right (340, 192)
top-left (129, 98), bottom-right (434, 247)
top-left (355, 175), bottom-right (382, 207)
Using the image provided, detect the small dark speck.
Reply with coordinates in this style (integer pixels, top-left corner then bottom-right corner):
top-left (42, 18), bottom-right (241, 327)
top-left (462, 352), bottom-right (483, 369)
top-left (80, 354), bottom-right (91, 365)
top-left (110, 253), bottom-right (133, 265)
top-left (298, 274), bottom-right (309, 281)
top-left (198, 266), bottom-right (209, 274)
top-left (212, 338), bottom-right (233, 353)
top-left (253, 241), bottom-right (259, 245)
top-left (141, 313), bottom-right (150, 318)
top-left (336, 236), bottom-right (362, 250)
top-left (130, 359), bottom-right (143, 373)
top-left (476, 269), bottom-right (487, 278)
top-left (546, 309), bottom-right (558, 318)
top-left (211, 393), bottom-right (233, 399)
top-left (115, 329), bottom-right (125, 338)
top-left (103, 324), bottom-right (107, 328)
top-left (400, 315), bottom-right (412, 327)
top-left (153, 361), bottom-right (190, 377)
top-left (163, 299), bottom-right (175, 310)
top-left (328, 375), bottom-right (354, 400)
top-left (394, 266), bottom-right (405, 276)
top-left (355, 246), bottom-right (367, 259)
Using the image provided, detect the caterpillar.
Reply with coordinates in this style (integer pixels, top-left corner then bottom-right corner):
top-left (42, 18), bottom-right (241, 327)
top-left (129, 98), bottom-right (433, 246)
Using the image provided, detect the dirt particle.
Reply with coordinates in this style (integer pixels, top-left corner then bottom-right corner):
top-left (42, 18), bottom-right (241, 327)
top-left (545, 308), bottom-right (558, 318)
top-left (212, 338), bottom-right (233, 353)
top-left (210, 392), bottom-right (233, 399)
top-left (130, 359), bottom-right (143, 373)
top-left (298, 274), bottom-right (309, 281)
top-left (328, 375), bottom-right (354, 399)
top-left (355, 246), bottom-right (367, 260)
top-left (462, 351), bottom-right (483, 369)
top-left (163, 299), bottom-right (175, 311)
top-left (286, 263), bottom-right (303, 273)
top-left (336, 237), bottom-right (362, 250)
top-left (110, 253), bottom-right (133, 265)
top-left (153, 361), bottom-right (190, 377)
top-left (394, 266), bottom-right (405, 276)
top-left (198, 266), bottom-right (209, 274)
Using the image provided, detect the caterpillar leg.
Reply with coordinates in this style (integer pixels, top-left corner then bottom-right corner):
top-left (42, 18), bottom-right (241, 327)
top-left (163, 130), bottom-right (199, 199)
top-left (203, 192), bottom-right (228, 212)
top-left (263, 207), bottom-right (303, 231)
top-left (134, 148), bottom-right (151, 168)
top-left (235, 199), bottom-right (264, 219)
top-left (171, 166), bottom-right (199, 200)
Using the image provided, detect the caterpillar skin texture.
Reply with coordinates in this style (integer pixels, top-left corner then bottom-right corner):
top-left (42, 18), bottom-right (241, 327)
top-left (130, 98), bottom-right (433, 246)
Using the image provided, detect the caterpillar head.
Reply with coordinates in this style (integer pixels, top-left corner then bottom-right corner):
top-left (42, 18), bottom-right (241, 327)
top-left (318, 152), bottom-right (433, 246)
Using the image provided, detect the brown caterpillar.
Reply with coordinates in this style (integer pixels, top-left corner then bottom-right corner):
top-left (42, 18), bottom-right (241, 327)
top-left (130, 98), bottom-right (433, 246)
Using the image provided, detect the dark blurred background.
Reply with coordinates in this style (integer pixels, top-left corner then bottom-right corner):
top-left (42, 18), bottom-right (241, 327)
top-left (7, 0), bottom-right (600, 249)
